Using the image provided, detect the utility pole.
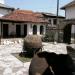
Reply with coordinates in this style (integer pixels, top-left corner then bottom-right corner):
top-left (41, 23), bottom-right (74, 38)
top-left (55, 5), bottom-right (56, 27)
top-left (54, 0), bottom-right (59, 43)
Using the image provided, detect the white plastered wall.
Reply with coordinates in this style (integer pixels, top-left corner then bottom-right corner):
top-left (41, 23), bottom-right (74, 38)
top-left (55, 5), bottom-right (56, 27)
top-left (32, 24), bottom-right (46, 36)
top-left (27, 23), bottom-right (46, 36)
top-left (71, 25), bottom-right (75, 34)
top-left (66, 6), bottom-right (75, 19)
top-left (1, 22), bottom-right (46, 37)
top-left (43, 25), bottom-right (46, 35)
top-left (71, 25), bottom-right (75, 43)
top-left (37, 25), bottom-right (40, 35)
top-left (27, 23), bottom-right (33, 35)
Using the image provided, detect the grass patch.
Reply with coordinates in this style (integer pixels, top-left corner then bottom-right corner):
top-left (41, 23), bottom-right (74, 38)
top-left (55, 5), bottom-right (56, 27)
top-left (12, 53), bottom-right (32, 63)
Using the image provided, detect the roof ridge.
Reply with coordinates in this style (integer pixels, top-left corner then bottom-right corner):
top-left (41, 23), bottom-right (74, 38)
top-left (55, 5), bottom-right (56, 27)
top-left (61, 0), bottom-right (75, 9)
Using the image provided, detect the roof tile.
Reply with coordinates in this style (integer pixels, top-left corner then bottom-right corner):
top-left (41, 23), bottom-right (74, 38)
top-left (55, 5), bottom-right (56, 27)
top-left (0, 10), bottom-right (48, 23)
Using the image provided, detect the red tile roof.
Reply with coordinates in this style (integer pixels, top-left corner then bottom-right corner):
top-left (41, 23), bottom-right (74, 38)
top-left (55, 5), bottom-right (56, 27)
top-left (0, 10), bottom-right (48, 23)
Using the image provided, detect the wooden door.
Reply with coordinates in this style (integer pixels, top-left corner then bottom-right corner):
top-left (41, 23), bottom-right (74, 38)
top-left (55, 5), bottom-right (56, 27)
top-left (3, 24), bottom-right (8, 38)
top-left (63, 24), bottom-right (72, 44)
top-left (16, 25), bottom-right (21, 37)
top-left (24, 25), bottom-right (27, 37)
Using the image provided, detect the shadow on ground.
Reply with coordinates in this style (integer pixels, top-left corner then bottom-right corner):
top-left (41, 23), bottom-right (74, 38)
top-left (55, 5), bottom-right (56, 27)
top-left (12, 52), bottom-right (32, 63)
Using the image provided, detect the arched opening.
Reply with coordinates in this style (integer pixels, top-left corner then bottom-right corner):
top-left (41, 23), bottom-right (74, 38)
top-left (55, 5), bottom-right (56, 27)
top-left (40, 25), bottom-right (44, 35)
top-left (63, 24), bottom-right (72, 44)
top-left (33, 25), bottom-right (37, 35)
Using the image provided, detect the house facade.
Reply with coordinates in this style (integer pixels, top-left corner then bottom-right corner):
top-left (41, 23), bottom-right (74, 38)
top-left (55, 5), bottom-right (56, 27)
top-left (42, 13), bottom-right (65, 29)
top-left (0, 10), bottom-right (47, 38)
top-left (41, 12), bottom-right (65, 42)
top-left (61, 0), bottom-right (75, 43)
top-left (0, 0), bottom-right (48, 38)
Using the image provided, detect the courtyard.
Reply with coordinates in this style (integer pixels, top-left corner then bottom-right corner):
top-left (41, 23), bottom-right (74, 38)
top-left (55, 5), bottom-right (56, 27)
top-left (0, 39), bottom-right (75, 75)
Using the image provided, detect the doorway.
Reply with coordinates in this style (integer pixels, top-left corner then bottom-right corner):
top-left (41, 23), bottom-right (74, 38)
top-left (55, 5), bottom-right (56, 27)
top-left (3, 24), bottom-right (8, 38)
top-left (63, 24), bottom-right (72, 44)
top-left (33, 25), bottom-right (37, 35)
top-left (16, 25), bottom-right (21, 37)
top-left (24, 24), bottom-right (27, 37)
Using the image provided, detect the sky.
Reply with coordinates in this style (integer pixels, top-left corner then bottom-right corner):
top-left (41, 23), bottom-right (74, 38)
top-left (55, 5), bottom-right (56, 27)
top-left (5, 0), bottom-right (73, 16)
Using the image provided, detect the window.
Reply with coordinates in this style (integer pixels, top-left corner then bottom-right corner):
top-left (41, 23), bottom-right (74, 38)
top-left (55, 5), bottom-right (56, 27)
top-left (53, 19), bottom-right (57, 25)
top-left (49, 19), bottom-right (51, 24)
top-left (33, 25), bottom-right (37, 34)
top-left (40, 25), bottom-right (44, 35)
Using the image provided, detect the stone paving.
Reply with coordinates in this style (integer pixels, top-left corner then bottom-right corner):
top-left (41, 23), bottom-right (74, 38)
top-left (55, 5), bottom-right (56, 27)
top-left (0, 41), bottom-right (74, 75)
top-left (0, 43), bottom-right (30, 75)
top-left (42, 42), bottom-right (68, 54)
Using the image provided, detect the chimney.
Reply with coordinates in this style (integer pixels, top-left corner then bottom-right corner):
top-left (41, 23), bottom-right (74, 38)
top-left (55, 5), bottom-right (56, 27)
top-left (0, 0), bottom-right (4, 4)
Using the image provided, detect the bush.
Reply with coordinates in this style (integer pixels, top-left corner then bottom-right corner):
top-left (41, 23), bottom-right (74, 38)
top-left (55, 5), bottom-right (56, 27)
top-left (42, 30), bottom-right (63, 43)
top-left (42, 30), bottom-right (55, 42)
top-left (23, 35), bottom-right (42, 56)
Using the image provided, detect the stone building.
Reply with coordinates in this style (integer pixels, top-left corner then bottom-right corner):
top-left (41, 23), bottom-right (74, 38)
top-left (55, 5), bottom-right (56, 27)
top-left (41, 12), bottom-right (65, 42)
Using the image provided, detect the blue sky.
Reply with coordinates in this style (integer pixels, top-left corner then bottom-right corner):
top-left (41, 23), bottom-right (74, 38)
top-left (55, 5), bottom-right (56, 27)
top-left (5, 0), bottom-right (73, 16)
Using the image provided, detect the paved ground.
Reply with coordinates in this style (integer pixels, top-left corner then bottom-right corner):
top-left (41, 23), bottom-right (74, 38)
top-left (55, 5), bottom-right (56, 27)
top-left (0, 43), bottom-right (30, 75)
top-left (0, 41), bottom-right (75, 75)
top-left (69, 44), bottom-right (75, 49)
